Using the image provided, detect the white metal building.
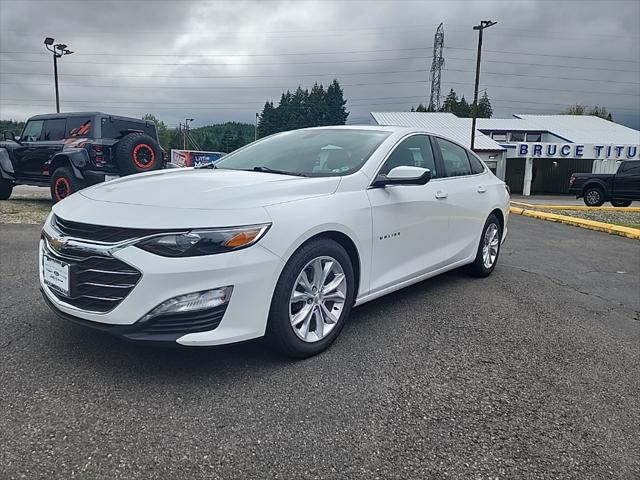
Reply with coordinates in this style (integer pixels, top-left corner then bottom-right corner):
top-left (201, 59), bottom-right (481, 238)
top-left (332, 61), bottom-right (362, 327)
top-left (370, 112), bottom-right (640, 195)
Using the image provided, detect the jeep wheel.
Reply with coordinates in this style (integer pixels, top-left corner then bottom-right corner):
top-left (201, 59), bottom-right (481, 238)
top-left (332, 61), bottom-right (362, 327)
top-left (115, 132), bottom-right (163, 175)
top-left (0, 178), bottom-right (13, 200)
top-left (51, 167), bottom-right (86, 203)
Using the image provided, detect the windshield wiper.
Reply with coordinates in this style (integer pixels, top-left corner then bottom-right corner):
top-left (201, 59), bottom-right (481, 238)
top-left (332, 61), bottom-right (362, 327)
top-left (250, 166), bottom-right (306, 177)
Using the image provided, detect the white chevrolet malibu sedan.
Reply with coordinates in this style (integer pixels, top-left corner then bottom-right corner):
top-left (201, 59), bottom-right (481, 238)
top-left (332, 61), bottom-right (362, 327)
top-left (40, 126), bottom-right (509, 357)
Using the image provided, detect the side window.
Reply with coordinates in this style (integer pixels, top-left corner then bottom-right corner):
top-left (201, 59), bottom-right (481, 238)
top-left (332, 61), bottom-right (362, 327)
top-left (67, 117), bottom-right (93, 138)
top-left (21, 120), bottom-right (44, 142)
top-left (468, 152), bottom-right (486, 174)
top-left (620, 162), bottom-right (640, 174)
top-left (437, 138), bottom-right (472, 177)
top-left (379, 135), bottom-right (437, 178)
top-left (43, 119), bottom-right (67, 141)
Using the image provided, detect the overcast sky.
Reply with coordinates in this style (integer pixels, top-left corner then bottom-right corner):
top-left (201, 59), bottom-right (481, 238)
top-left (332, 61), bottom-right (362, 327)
top-left (0, 0), bottom-right (638, 129)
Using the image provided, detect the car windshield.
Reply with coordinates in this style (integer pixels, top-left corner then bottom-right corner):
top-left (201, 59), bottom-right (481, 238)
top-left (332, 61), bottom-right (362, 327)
top-left (214, 129), bottom-right (391, 177)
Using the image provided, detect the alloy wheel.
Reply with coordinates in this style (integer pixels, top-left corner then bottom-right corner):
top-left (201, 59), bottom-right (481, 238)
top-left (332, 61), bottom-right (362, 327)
top-left (289, 256), bottom-right (347, 343)
top-left (482, 223), bottom-right (500, 269)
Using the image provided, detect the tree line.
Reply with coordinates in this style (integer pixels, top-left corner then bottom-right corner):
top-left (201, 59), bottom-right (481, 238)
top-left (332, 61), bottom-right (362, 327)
top-left (257, 79), bottom-right (349, 138)
top-left (411, 89), bottom-right (494, 118)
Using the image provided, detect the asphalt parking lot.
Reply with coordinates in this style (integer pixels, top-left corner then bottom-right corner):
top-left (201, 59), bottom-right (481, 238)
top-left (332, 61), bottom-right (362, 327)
top-left (1, 216), bottom-right (638, 479)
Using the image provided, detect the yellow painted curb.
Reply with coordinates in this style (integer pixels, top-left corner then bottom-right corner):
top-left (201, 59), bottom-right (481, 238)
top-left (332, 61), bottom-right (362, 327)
top-left (510, 201), bottom-right (640, 213)
top-left (509, 206), bottom-right (640, 240)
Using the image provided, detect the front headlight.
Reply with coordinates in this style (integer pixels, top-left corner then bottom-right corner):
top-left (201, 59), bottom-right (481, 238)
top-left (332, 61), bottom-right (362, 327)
top-left (136, 223), bottom-right (271, 257)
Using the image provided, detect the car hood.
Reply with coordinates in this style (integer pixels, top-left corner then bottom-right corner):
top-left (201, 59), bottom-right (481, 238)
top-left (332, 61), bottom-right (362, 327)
top-left (52, 168), bottom-right (340, 230)
top-left (80, 168), bottom-right (340, 209)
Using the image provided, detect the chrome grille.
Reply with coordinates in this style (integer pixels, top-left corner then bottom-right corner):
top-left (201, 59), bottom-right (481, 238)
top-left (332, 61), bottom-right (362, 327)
top-left (43, 241), bottom-right (141, 313)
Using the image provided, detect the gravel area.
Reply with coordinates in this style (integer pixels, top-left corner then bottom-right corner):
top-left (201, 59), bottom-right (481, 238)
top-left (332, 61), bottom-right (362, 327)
top-left (542, 209), bottom-right (640, 229)
top-left (0, 186), bottom-right (52, 224)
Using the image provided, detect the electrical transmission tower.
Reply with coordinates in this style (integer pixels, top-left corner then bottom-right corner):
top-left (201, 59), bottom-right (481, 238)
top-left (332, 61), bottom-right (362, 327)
top-left (429, 23), bottom-right (445, 111)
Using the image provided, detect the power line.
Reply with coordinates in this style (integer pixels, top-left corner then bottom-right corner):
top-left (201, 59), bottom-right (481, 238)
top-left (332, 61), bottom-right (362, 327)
top-left (1, 46), bottom-right (638, 63)
top-left (2, 67), bottom-right (637, 86)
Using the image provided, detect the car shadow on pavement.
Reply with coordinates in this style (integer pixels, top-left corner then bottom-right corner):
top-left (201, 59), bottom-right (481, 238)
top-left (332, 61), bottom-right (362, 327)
top-left (45, 267), bottom-right (469, 381)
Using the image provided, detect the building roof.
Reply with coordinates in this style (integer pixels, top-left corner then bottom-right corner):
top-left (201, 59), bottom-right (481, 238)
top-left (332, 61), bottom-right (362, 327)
top-left (513, 114), bottom-right (640, 144)
top-left (475, 118), bottom-right (540, 131)
top-left (370, 112), bottom-right (504, 151)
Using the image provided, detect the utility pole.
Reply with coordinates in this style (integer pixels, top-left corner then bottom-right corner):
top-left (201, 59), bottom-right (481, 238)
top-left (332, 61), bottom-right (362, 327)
top-left (44, 37), bottom-right (73, 113)
top-left (184, 118), bottom-right (194, 150)
top-left (470, 20), bottom-right (496, 151)
top-left (254, 112), bottom-right (259, 141)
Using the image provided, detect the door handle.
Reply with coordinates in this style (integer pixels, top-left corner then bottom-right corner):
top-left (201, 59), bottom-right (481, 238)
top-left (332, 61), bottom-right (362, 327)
top-left (435, 191), bottom-right (448, 199)
top-left (477, 186), bottom-right (487, 193)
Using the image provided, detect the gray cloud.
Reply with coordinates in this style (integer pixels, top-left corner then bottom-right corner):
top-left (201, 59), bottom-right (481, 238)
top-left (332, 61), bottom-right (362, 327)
top-left (0, 0), bottom-right (638, 128)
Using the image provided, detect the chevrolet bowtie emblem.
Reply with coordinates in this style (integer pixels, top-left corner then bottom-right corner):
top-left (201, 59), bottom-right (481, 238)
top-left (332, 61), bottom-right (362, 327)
top-left (48, 236), bottom-right (68, 252)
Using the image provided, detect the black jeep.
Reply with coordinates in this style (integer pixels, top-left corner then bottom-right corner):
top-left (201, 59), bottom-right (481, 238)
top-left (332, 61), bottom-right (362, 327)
top-left (0, 112), bottom-right (164, 202)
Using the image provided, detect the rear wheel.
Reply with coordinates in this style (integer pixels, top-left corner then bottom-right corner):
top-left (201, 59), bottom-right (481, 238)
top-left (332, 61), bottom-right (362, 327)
top-left (611, 200), bottom-right (632, 208)
top-left (0, 178), bottom-right (13, 200)
top-left (467, 214), bottom-right (502, 278)
top-left (583, 186), bottom-right (605, 207)
top-left (266, 238), bottom-right (355, 358)
top-left (115, 132), bottom-right (163, 175)
top-left (51, 166), bottom-right (86, 203)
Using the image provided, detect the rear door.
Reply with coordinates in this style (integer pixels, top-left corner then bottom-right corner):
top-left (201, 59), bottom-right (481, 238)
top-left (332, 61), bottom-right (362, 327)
top-left (367, 134), bottom-right (450, 294)
top-left (613, 161), bottom-right (640, 199)
top-left (433, 137), bottom-right (488, 263)
top-left (39, 118), bottom-right (67, 173)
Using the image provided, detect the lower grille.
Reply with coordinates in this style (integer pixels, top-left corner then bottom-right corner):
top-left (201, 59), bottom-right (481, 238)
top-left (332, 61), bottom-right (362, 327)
top-left (136, 305), bottom-right (227, 335)
top-left (43, 242), bottom-right (141, 313)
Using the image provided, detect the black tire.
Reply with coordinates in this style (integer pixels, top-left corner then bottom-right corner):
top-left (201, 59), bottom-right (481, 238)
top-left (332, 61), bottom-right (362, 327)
top-left (0, 178), bottom-right (13, 200)
top-left (266, 238), bottom-right (355, 358)
top-left (115, 132), bottom-right (163, 175)
top-left (611, 199), bottom-right (632, 208)
top-left (583, 186), bottom-right (605, 207)
top-left (467, 214), bottom-right (502, 278)
top-left (50, 166), bottom-right (86, 203)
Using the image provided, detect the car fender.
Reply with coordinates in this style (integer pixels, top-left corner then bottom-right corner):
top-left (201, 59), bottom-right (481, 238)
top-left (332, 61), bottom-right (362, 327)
top-left (582, 178), bottom-right (610, 196)
top-left (262, 190), bottom-right (373, 299)
top-left (48, 148), bottom-right (90, 179)
top-left (0, 148), bottom-right (15, 180)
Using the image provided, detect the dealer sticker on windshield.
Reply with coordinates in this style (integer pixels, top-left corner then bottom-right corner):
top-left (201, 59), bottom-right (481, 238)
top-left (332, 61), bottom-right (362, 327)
top-left (43, 255), bottom-right (70, 296)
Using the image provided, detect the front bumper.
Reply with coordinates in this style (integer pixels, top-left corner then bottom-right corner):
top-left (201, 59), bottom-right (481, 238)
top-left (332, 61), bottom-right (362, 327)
top-left (39, 234), bottom-right (285, 346)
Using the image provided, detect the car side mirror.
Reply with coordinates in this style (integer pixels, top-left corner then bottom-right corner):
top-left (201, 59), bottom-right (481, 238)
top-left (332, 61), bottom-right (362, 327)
top-left (3, 131), bottom-right (20, 143)
top-left (372, 166), bottom-right (431, 187)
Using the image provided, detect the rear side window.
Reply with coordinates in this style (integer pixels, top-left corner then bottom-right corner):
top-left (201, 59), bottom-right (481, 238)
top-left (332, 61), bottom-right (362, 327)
top-left (468, 152), bottom-right (486, 174)
top-left (619, 162), bottom-right (640, 174)
top-left (43, 118), bottom-right (66, 141)
top-left (21, 120), bottom-right (44, 141)
top-left (437, 138), bottom-right (472, 177)
top-left (67, 116), bottom-right (93, 138)
top-left (101, 117), bottom-right (156, 139)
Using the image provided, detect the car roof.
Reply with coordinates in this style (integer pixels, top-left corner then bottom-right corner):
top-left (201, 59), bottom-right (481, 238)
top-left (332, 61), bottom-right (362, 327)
top-left (27, 112), bottom-right (148, 123)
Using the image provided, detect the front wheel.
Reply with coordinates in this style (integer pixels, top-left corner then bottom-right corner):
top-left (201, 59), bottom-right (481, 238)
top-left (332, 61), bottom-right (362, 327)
top-left (50, 166), bottom-right (86, 203)
top-left (266, 238), bottom-right (355, 358)
top-left (583, 186), bottom-right (605, 207)
top-left (467, 214), bottom-right (502, 278)
top-left (0, 178), bottom-right (13, 200)
top-left (611, 200), bottom-right (632, 208)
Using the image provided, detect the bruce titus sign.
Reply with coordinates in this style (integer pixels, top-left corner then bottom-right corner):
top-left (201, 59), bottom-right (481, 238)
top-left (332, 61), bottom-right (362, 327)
top-left (509, 143), bottom-right (639, 160)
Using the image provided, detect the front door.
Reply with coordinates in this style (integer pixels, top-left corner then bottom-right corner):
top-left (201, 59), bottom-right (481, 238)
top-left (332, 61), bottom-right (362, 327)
top-left (367, 134), bottom-right (450, 294)
top-left (613, 161), bottom-right (640, 199)
top-left (13, 119), bottom-right (45, 176)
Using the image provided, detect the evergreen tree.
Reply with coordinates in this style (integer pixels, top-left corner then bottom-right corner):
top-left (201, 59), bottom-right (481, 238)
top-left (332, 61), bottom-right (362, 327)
top-left (457, 96), bottom-right (471, 117)
top-left (476, 92), bottom-right (493, 118)
top-left (440, 89), bottom-right (459, 113)
top-left (257, 101), bottom-right (276, 138)
top-left (325, 79), bottom-right (349, 125)
top-left (410, 103), bottom-right (428, 112)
